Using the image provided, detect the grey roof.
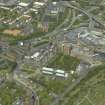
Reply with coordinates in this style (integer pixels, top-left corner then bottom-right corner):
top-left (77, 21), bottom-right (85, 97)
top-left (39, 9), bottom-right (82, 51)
top-left (65, 27), bottom-right (87, 44)
top-left (93, 52), bottom-right (105, 61)
top-left (47, 2), bottom-right (59, 12)
top-left (0, 0), bottom-right (18, 5)
top-left (64, 27), bottom-right (105, 46)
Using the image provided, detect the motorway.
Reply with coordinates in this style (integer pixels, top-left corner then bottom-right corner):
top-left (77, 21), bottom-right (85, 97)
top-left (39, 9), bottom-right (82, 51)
top-left (63, 1), bottom-right (105, 28)
top-left (39, 1), bottom-right (103, 40)
top-left (47, 1), bottom-right (105, 105)
top-left (0, 1), bottom-right (105, 105)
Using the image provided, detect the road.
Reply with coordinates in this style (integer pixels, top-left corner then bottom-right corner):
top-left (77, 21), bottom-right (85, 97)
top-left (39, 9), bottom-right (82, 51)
top-left (48, 4), bottom-right (105, 105)
top-left (13, 62), bottom-right (40, 105)
top-left (49, 66), bottom-right (97, 105)
top-left (63, 2), bottom-right (105, 28)
top-left (47, 2), bottom-right (105, 104)
top-left (0, 1), bottom-right (104, 105)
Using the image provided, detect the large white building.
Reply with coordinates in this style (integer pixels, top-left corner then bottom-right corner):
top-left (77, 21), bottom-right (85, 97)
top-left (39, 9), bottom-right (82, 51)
top-left (18, 2), bottom-right (29, 7)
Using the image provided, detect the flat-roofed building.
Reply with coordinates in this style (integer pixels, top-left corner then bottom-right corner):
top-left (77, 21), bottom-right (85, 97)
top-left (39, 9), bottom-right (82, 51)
top-left (24, 43), bottom-right (57, 67)
top-left (0, 0), bottom-right (18, 6)
top-left (18, 2), bottom-right (29, 7)
top-left (55, 73), bottom-right (68, 78)
top-left (76, 61), bottom-right (91, 76)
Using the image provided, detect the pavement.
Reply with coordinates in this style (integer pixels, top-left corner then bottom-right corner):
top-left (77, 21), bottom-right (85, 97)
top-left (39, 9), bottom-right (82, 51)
top-left (0, 1), bottom-right (105, 105)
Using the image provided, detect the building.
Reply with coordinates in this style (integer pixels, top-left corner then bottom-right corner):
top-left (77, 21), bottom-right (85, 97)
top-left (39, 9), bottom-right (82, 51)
top-left (57, 27), bottom-right (105, 64)
top-left (41, 67), bottom-right (68, 78)
top-left (47, 1), bottom-right (64, 16)
top-left (55, 69), bottom-right (68, 78)
top-left (0, 0), bottom-right (18, 6)
top-left (76, 61), bottom-right (91, 76)
top-left (33, 1), bottom-right (45, 9)
top-left (59, 36), bottom-right (72, 55)
top-left (29, 92), bottom-right (36, 105)
top-left (92, 52), bottom-right (105, 62)
top-left (41, 67), bottom-right (54, 75)
top-left (18, 2), bottom-right (29, 7)
top-left (38, 22), bottom-right (49, 32)
top-left (24, 43), bottom-right (57, 67)
top-left (61, 27), bottom-right (105, 47)
top-left (59, 42), bottom-right (72, 55)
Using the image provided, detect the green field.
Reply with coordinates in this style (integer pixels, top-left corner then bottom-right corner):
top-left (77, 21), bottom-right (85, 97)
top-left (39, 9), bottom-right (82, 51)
top-left (0, 81), bottom-right (26, 105)
top-left (29, 74), bottom-right (73, 105)
top-left (0, 57), bottom-right (16, 74)
top-left (27, 53), bottom-right (80, 105)
top-left (60, 65), bottom-right (105, 105)
top-left (47, 53), bottom-right (80, 71)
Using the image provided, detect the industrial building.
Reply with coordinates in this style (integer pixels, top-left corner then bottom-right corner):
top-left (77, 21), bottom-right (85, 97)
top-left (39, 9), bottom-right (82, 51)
top-left (63, 27), bottom-right (105, 47)
top-left (58, 27), bottom-right (105, 64)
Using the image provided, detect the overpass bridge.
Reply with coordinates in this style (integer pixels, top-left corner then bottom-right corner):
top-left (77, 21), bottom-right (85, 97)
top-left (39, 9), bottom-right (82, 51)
top-left (62, 2), bottom-right (105, 28)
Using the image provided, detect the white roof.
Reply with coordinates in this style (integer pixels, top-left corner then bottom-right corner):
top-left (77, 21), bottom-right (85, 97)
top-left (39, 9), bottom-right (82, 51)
top-left (20, 42), bottom-right (24, 46)
top-left (42, 67), bottom-right (54, 72)
top-left (32, 52), bottom-right (40, 58)
top-left (51, 11), bottom-right (58, 14)
top-left (55, 73), bottom-right (65, 77)
top-left (42, 71), bottom-right (53, 75)
top-left (30, 8), bottom-right (38, 12)
top-left (65, 73), bottom-right (68, 77)
top-left (19, 2), bottom-right (29, 7)
top-left (34, 2), bottom-right (45, 6)
top-left (25, 56), bottom-right (30, 59)
top-left (56, 69), bottom-right (65, 74)
top-left (78, 14), bottom-right (83, 17)
top-left (80, 33), bottom-right (89, 38)
top-left (70, 70), bottom-right (74, 74)
top-left (55, 73), bottom-right (68, 77)
top-left (55, 73), bottom-right (68, 78)
top-left (86, 36), bottom-right (93, 41)
top-left (52, 2), bottom-right (57, 5)
top-left (23, 15), bottom-right (31, 18)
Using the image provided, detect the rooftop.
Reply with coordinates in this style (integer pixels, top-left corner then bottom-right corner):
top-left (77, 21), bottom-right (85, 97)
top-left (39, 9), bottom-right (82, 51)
top-left (64, 27), bottom-right (105, 46)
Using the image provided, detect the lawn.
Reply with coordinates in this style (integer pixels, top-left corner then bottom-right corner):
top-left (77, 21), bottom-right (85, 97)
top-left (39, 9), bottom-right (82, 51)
top-left (37, 90), bottom-right (52, 105)
top-left (33, 40), bottom-right (49, 47)
top-left (0, 57), bottom-right (17, 73)
top-left (0, 24), bottom-right (9, 31)
top-left (0, 81), bottom-right (26, 105)
top-left (28, 53), bottom-right (80, 105)
top-left (60, 65), bottom-right (105, 105)
top-left (29, 71), bottom-right (73, 105)
top-left (47, 53), bottom-right (80, 71)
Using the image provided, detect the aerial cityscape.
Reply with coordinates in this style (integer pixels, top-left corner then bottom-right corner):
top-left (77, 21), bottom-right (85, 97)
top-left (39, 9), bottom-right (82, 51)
top-left (0, 0), bottom-right (105, 105)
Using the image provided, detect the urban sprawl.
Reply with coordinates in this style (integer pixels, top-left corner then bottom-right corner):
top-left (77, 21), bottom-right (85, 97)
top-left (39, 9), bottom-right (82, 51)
top-left (0, 0), bottom-right (105, 105)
